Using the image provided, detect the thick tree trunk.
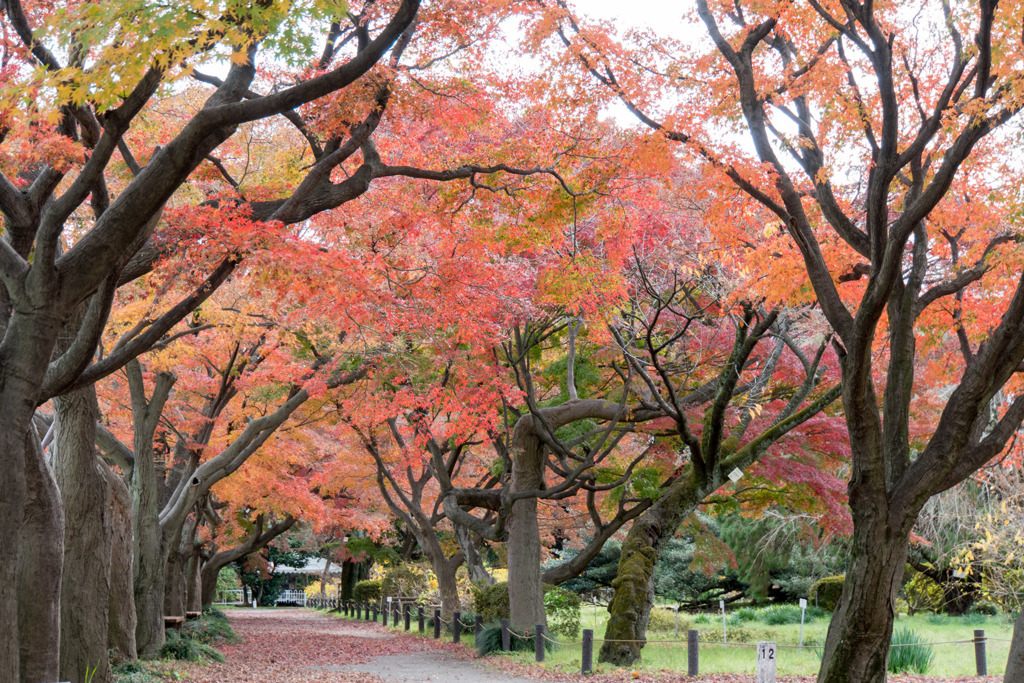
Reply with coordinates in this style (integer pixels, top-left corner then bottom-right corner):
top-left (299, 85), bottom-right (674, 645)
top-left (54, 386), bottom-right (114, 683)
top-left (1005, 606), bottom-right (1024, 682)
top-left (103, 466), bottom-right (137, 662)
top-left (132, 440), bottom-right (164, 656)
top-left (164, 540), bottom-right (188, 618)
top-left (817, 511), bottom-right (910, 683)
top-left (507, 418), bottom-right (546, 628)
top-left (599, 477), bottom-right (703, 666)
top-left (3, 425), bottom-right (28, 683)
top-left (3, 310), bottom-right (64, 682)
top-left (186, 553), bottom-right (203, 613)
top-left (200, 567), bottom-right (220, 609)
top-left (18, 427), bottom-right (64, 683)
top-left (341, 561), bottom-right (356, 601)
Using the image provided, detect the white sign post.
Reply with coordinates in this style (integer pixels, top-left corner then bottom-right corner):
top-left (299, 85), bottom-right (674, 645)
top-left (799, 598), bottom-right (807, 650)
top-left (252, 598), bottom-right (257, 609)
top-left (720, 599), bottom-right (727, 643)
top-left (757, 642), bottom-right (777, 682)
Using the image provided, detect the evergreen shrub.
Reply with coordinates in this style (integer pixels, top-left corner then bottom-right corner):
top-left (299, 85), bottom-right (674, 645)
top-left (809, 576), bottom-right (845, 611)
top-left (353, 579), bottom-right (382, 602)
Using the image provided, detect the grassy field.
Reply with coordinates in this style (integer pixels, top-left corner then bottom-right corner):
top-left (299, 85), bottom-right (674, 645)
top-left (518, 606), bottom-right (1015, 677)
top-left (319, 602), bottom-right (1014, 677)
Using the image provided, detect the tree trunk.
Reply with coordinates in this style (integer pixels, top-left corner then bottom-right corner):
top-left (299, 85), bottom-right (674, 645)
top-left (164, 538), bottom-right (188, 618)
top-left (599, 477), bottom-right (703, 666)
top-left (341, 561), bottom-right (357, 601)
top-left (3, 310), bottom-right (65, 682)
top-left (817, 510), bottom-right (910, 683)
top-left (200, 567), bottom-right (220, 609)
top-left (102, 465), bottom-right (137, 662)
top-left (54, 385), bottom-right (114, 683)
top-left (132, 435), bottom-right (164, 656)
top-left (455, 523), bottom-right (494, 585)
top-left (1005, 605), bottom-right (1024, 682)
top-left (186, 554), bottom-right (202, 613)
top-left (419, 534), bottom-right (461, 618)
top-left (18, 426), bottom-right (64, 683)
top-left (507, 418), bottom-right (546, 628)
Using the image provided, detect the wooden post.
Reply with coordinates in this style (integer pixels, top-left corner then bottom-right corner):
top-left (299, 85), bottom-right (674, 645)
top-left (433, 609), bottom-right (441, 639)
top-left (475, 615), bottom-right (483, 637)
top-left (453, 611), bottom-right (462, 644)
top-left (535, 624), bottom-right (546, 662)
top-left (582, 629), bottom-right (593, 674)
top-left (687, 629), bottom-right (699, 676)
top-left (404, 603), bottom-right (411, 630)
top-left (372, 604), bottom-right (378, 622)
top-left (418, 605), bottom-right (425, 633)
top-left (756, 642), bottom-right (777, 683)
top-left (974, 629), bottom-right (987, 675)
top-left (500, 619), bottom-right (511, 651)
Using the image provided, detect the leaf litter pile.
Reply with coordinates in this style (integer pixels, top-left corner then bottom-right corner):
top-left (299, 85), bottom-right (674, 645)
top-left (177, 609), bottom-right (1005, 683)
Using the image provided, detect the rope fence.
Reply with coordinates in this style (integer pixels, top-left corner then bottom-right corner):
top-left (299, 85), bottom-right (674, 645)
top-left (304, 597), bottom-right (1007, 679)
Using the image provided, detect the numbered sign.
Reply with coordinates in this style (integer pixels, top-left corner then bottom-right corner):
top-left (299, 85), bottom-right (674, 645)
top-left (757, 641), bottom-right (777, 682)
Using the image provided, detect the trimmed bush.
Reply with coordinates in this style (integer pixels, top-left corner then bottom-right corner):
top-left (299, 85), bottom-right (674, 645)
top-left (646, 607), bottom-right (691, 633)
top-left (473, 582), bottom-right (510, 623)
top-left (888, 627), bottom-right (933, 674)
top-left (472, 582), bottom-right (582, 637)
top-left (809, 575), bottom-right (845, 611)
top-left (353, 579), bottom-right (382, 602)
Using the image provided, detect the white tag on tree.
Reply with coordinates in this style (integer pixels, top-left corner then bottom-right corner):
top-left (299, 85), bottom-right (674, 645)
top-left (953, 569), bottom-right (965, 579)
top-left (729, 468), bottom-right (744, 482)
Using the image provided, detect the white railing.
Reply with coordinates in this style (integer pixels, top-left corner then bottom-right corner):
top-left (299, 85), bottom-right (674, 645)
top-left (276, 590), bottom-right (307, 606)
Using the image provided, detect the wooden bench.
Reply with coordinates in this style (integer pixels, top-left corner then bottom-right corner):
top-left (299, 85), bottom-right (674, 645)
top-left (164, 616), bottom-right (185, 630)
top-left (185, 611), bottom-right (202, 620)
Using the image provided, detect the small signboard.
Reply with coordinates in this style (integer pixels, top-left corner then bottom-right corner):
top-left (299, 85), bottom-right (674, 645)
top-left (757, 641), bottom-right (777, 682)
top-left (799, 598), bottom-right (807, 609)
top-left (728, 468), bottom-right (744, 482)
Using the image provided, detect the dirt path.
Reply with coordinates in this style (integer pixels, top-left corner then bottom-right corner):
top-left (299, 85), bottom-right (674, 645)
top-left (178, 608), bottom-right (541, 683)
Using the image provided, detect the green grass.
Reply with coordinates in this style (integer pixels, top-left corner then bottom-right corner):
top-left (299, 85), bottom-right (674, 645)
top-left (515, 606), bottom-right (1014, 677)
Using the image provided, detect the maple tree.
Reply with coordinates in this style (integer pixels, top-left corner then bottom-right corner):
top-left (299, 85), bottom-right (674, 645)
top-left (0, 0), bottom-right (601, 679)
top-left (523, 0), bottom-right (1024, 679)
top-left (595, 253), bottom-right (842, 665)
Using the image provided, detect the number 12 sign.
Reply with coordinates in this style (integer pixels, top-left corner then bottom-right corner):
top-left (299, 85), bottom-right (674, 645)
top-left (757, 641), bottom-right (777, 682)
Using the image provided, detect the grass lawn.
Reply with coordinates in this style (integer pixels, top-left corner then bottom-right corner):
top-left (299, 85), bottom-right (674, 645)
top-left (514, 606), bottom-right (1014, 678)
top-left (318, 603), bottom-right (1014, 677)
